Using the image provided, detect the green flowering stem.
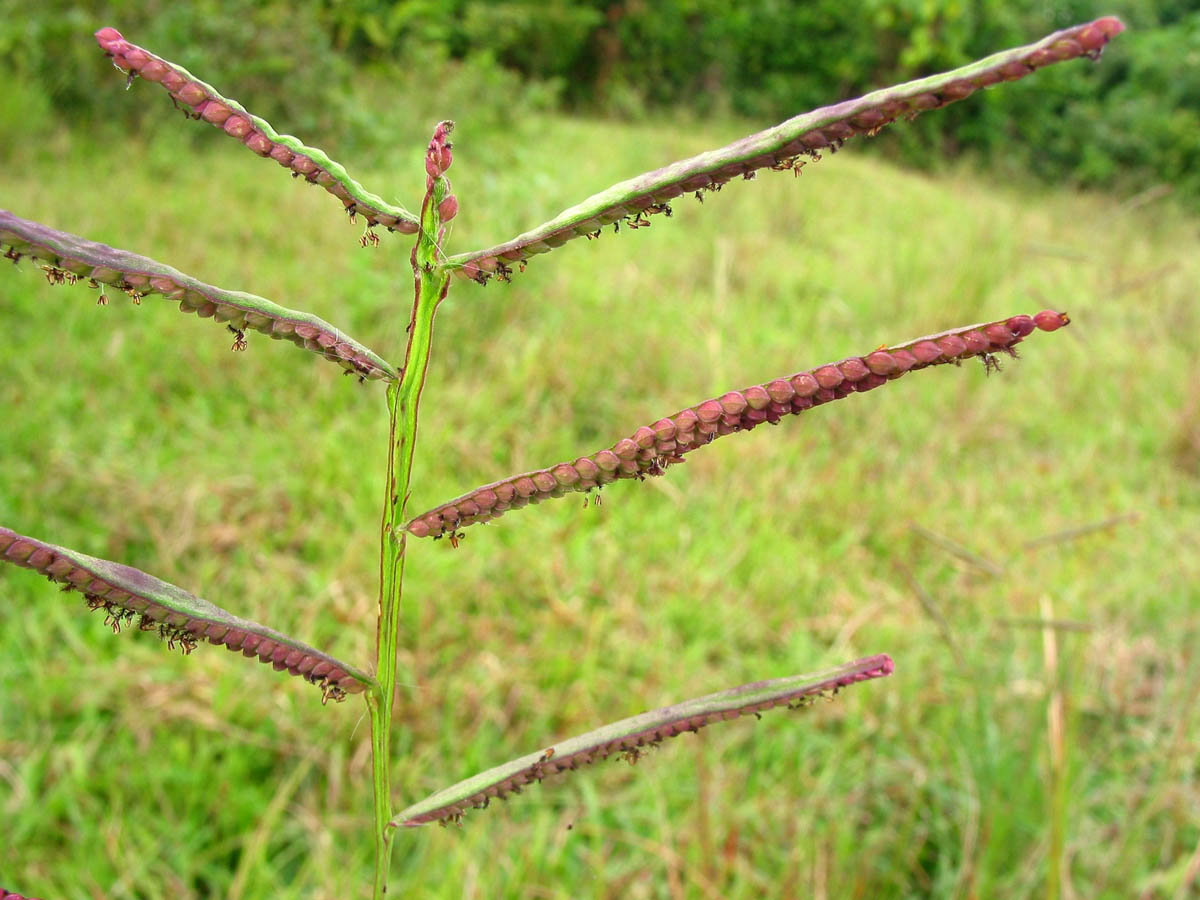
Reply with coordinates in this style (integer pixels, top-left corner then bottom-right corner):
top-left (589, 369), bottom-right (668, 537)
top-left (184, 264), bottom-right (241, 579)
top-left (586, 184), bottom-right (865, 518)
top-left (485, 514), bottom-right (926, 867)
top-left (445, 18), bottom-right (1123, 283)
top-left (369, 123), bottom-right (455, 900)
top-left (94, 27), bottom-right (419, 237)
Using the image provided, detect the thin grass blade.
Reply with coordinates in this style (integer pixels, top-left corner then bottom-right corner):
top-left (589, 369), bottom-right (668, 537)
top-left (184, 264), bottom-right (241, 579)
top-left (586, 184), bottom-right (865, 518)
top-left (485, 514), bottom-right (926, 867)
top-left (0, 526), bottom-right (375, 703)
top-left (93, 27), bottom-right (419, 237)
top-left (393, 654), bottom-right (893, 826)
top-left (407, 310), bottom-right (1070, 539)
top-left (445, 18), bottom-right (1123, 283)
top-left (0, 209), bottom-right (397, 382)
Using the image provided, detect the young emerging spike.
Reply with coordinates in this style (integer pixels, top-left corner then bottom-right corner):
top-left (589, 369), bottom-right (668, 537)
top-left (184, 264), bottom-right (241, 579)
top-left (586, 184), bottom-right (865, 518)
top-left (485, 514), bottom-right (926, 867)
top-left (392, 654), bottom-right (893, 826)
top-left (0, 209), bottom-right (397, 382)
top-left (0, 527), bottom-right (375, 702)
top-left (406, 311), bottom-right (1066, 538)
top-left (93, 27), bottom-right (419, 236)
top-left (444, 17), bottom-right (1124, 284)
top-left (1, 891), bottom-right (44, 900)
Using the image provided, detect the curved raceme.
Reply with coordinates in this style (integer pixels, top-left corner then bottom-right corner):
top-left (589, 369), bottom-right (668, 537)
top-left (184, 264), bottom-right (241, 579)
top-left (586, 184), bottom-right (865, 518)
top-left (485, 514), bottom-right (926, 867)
top-left (0, 527), bottom-right (375, 703)
top-left (407, 311), bottom-right (1070, 539)
top-left (0, 209), bottom-right (397, 382)
top-left (446, 18), bottom-right (1124, 284)
top-left (94, 27), bottom-right (420, 237)
top-left (394, 654), bottom-right (894, 826)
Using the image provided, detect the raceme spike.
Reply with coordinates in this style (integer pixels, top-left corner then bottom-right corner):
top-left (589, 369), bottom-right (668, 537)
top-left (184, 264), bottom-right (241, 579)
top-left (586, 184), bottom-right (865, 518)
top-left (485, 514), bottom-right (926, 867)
top-left (1, 209), bottom-right (397, 382)
top-left (445, 18), bottom-right (1124, 284)
top-left (93, 27), bottom-right (419, 236)
top-left (0, 527), bottom-right (375, 703)
top-left (392, 654), bottom-right (893, 826)
top-left (1, 891), bottom-right (44, 900)
top-left (407, 311), bottom-right (1069, 539)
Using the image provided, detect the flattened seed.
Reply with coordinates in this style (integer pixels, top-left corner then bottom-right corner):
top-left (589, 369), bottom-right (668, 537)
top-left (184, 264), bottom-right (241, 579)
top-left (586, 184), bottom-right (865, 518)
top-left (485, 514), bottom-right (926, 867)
top-left (936, 335), bottom-right (968, 357)
top-left (632, 426), bottom-right (657, 449)
top-left (593, 450), bottom-right (621, 472)
top-left (985, 323), bottom-right (1016, 346)
top-left (695, 400), bottom-right (723, 424)
top-left (813, 365), bottom-right (844, 389)
top-left (612, 438), bottom-right (639, 461)
top-left (574, 457), bottom-right (600, 481)
top-left (889, 349), bottom-right (918, 372)
top-left (838, 358), bottom-right (870, 381)
top-left (766, 379), bottom-right (795, 404)
top-left (961, 330), bottom-right (989, 353)
top-left (790, 372), bottom-right (820, 397)
top-left (551, 464), bottom-right (580, 487)
top-left (719, 391), bottom-right (748, 415)
top-left (911, 341), bottom-right (943, 364)
top-left (531, 471), bottom-right (557, 493)
top-left (865, 351), bottom-right (900, 376)
top-left (743, 385), bottom-right (771, 410)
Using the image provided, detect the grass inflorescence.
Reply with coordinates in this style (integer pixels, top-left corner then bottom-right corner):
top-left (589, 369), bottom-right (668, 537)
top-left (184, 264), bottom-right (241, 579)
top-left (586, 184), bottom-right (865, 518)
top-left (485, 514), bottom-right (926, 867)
top-left (0, 209), bottom-right (397, 381)
top-left (407, 311), bottom-right (1066, 539)
top-left (94, 28), bottom-right (420, 237)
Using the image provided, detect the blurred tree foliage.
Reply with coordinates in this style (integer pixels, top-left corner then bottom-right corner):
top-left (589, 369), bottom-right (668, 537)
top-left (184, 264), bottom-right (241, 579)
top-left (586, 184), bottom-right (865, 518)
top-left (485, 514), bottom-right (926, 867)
top-left (3, 0), bottom-right (1197, 201)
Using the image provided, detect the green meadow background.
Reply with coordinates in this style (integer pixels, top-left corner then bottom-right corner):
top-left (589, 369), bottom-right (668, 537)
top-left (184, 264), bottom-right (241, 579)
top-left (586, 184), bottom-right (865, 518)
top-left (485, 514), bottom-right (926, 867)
top-left (2, 11), bottom-right (1199, 900)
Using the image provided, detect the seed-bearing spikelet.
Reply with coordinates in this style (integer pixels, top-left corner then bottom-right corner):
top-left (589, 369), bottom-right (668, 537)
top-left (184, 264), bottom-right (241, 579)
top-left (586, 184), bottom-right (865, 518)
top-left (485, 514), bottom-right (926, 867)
top-left (0, 209), bottom-right (397, 382)
top-left (447, 18), bottom-right (1124, 284)
top-left (93, 28), bottom-right (419, 236)
top-left (0, 526), bottom-right (374, 702)
top-left (394, 655), bottom-right (893, 826)
top-left (407, 311), bottom-right (1069, 538)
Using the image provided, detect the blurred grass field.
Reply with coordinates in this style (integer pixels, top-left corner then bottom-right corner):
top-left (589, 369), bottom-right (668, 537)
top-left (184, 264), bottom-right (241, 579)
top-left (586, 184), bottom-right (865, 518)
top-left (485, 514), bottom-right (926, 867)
top-left (1, 88), bottom-right (1198, 899)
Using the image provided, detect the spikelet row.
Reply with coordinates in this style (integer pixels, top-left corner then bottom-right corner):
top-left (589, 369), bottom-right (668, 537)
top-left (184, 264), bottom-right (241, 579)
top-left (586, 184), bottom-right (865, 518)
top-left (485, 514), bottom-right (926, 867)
top-left (1, 209), bottom-right (397, 382)
top-left (94, 28), bottom-right (419, 237)
top-left (407, 311), bottom-right (1069, 539)
top-left (450, 18), bottom-right (1124, 284)
top-left (0, 528), bottom-right (366, 702)
top-left (398, 655), bottom-right (893, 826)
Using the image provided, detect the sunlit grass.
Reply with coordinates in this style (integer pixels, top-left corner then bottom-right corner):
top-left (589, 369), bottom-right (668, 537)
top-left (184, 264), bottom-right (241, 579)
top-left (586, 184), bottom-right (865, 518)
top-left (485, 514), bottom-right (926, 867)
top-left (1, 101), bottom-right (1197, 899)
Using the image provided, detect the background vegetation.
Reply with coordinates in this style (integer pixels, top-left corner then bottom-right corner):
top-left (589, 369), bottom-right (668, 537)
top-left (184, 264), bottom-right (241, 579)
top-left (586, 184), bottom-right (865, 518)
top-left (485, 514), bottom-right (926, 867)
top-left (1, 7), bottom-right (1198, 899)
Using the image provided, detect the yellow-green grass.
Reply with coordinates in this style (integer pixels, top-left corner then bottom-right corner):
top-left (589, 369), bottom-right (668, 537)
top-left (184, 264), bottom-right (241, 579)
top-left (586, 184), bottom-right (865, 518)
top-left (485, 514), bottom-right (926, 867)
top-left (1, 106), bottom-right (1197, 899)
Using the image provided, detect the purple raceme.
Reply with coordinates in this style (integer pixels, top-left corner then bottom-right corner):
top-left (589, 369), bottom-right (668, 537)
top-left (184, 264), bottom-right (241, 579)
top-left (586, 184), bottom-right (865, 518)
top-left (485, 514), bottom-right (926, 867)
top-left (0, 527), bottom-right (370, 703)
top-left (449, 18), bottom-right (1125, 284)
top-left (395, 654), bottom-right (894, 826)
top-left (93, 28), bottom-right (419, 237)
top-left (0, 209), bottom-right (397, 381)
top-left (407, 311), bottom-right (1069, 539)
